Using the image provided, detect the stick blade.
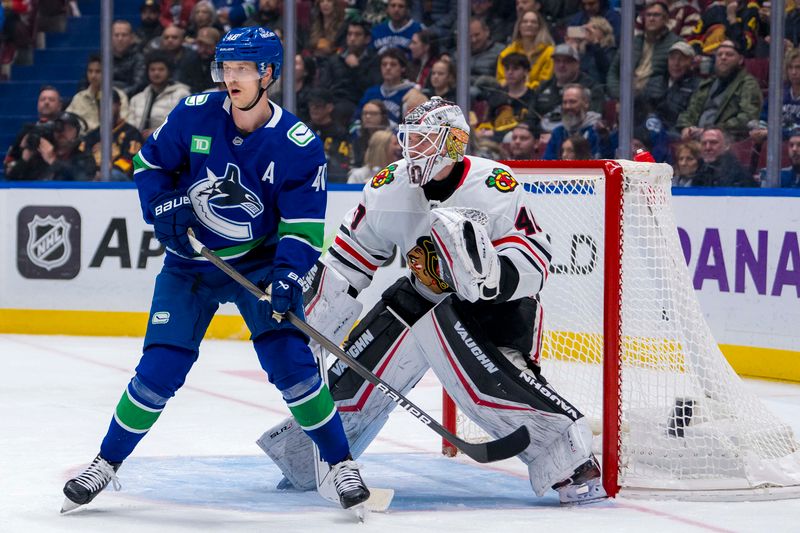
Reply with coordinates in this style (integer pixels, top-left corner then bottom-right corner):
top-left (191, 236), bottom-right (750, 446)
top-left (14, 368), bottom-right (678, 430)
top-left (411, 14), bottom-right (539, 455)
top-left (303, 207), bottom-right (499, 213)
top-left (460, 426), bottom-right (530, 463)
top-left (363, 487), bottom-right (394, 512)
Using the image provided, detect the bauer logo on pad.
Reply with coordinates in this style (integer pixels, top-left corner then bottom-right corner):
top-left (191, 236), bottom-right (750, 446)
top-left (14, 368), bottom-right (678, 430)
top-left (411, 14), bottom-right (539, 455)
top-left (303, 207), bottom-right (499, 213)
top-left (17, 206), bottom-right (81, 280)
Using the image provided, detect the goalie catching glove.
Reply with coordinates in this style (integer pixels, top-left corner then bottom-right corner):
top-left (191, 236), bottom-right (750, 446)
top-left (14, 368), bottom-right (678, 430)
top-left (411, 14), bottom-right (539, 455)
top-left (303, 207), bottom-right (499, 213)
top-left (430, 207), bottom-right (500, 302)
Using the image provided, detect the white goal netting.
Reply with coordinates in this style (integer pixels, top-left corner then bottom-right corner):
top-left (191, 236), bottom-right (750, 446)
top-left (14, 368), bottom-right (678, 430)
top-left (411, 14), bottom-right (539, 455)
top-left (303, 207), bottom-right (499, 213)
top-left (450, 160), bottom-right (800, 499)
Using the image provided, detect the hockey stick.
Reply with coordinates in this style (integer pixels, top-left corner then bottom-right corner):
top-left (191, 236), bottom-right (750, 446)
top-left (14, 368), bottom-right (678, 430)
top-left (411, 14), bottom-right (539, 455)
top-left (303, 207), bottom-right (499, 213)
top-left (186, 230), bottom-right (531, 463)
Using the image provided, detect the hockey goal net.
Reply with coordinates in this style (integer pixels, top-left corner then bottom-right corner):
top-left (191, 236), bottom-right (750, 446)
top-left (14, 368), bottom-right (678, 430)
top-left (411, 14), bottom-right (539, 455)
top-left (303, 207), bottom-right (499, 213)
top-left (442, 159), bottom-right (800, 500)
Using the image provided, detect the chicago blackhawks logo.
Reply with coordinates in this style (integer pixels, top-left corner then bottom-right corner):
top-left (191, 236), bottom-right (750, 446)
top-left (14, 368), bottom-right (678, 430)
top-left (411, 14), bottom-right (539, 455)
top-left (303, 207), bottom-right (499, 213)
top-left (371, 163), bottom-right (398, 188)
top-left (406, 236), bottom-right (450, 293)
top-left (445, 127), bottom-right (469, 161)
top-left (188, 163), bottom-right (264, 240)
top-left (485, 168), bottom-right (518, 192)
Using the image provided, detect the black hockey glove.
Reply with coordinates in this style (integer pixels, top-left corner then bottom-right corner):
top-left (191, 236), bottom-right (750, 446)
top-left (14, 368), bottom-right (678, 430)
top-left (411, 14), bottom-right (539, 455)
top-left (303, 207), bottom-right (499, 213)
top-left (149, 191), bottom-right (198, 259)
top-left (270, 270), bottom-right (302, 322)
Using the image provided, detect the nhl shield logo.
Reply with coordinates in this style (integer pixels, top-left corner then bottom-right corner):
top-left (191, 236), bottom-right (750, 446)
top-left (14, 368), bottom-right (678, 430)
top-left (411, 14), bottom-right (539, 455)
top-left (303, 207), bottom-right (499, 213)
top-left (17, 206), bottom-right (81, 280)
top-left (27, 215), bottom-right (72, 270)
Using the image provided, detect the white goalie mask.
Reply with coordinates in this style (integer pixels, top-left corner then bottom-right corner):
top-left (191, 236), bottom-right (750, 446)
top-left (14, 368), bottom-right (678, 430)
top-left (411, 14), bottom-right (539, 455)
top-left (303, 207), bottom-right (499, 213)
top-left (397, 97), bottom-right (470, 187)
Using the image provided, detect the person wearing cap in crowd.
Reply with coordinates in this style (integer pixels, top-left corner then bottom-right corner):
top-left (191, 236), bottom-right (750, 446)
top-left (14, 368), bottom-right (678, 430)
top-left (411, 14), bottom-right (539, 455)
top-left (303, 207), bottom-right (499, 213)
top-left (607, 0), bottom-right (679, 101)
top-left (6, 112), bottom-right (97, 182)
top-left (677, 38), bottom-right (762, 141)
top-left (652, 40), bottom-right (700, 138)
top-left (530, 43), bottom-right (604, 133)
top-left (307, 88), bottom-right (353, 183)
top-left (193, 26), bottom-right (222, 92)
top-left (136, 0), bottom-right (163, 52)
top-left (507, 119), bottom-right (543, 160)
top-left (81, 90), bottom-right (144, 181)
top-left (67, 53), bottom-right (131, 133)
top-left (128, 50), bottom-right (191, 139)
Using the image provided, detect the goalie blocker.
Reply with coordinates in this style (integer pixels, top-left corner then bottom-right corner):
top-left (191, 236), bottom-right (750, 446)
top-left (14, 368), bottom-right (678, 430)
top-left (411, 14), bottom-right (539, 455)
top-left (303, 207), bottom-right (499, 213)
top-left (258, 267), bottom-right (599, 499)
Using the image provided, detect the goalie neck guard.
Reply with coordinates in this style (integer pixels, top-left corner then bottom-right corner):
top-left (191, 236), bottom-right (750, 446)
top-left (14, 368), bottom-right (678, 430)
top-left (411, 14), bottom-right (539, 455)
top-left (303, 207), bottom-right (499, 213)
top-left (398, 97), bottom-right (470, 187)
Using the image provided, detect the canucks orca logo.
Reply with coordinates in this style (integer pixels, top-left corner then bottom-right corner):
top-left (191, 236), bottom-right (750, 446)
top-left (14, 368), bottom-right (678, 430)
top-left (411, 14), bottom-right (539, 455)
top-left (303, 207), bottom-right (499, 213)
top-left (188, 163), bottom-right (264, 240)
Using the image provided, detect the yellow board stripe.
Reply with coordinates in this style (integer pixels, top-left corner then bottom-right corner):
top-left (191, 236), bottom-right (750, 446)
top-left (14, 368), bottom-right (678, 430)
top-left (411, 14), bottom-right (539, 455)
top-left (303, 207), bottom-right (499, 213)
top-left (0, 309), bottom-right (250, 340)
top-left (2, 310), bottom-right (800, 383)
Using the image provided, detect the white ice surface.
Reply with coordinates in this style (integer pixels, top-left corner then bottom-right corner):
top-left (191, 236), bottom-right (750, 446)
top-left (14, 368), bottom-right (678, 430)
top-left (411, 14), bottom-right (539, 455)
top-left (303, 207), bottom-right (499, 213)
top-left (3, 334), bottom-right (800, 533)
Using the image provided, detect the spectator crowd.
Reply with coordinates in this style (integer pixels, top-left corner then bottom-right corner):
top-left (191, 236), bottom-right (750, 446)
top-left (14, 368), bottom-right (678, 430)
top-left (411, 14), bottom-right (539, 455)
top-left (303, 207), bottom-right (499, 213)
top-left (3, 0), bottom-right (800, 187)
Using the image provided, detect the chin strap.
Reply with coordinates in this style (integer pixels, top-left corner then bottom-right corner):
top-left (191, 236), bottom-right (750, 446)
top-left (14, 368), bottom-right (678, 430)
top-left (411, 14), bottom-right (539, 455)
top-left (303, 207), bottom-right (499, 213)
top-left (232, 77), bottom-right (277, 112)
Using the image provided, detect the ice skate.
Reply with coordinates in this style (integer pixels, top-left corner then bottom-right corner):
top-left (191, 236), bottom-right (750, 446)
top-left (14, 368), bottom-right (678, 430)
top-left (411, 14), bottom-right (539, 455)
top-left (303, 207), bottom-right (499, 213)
top-left (553, 457), bottom-right (607, 506)
top-left (61, 454), bottom-right (121, 513)
top-left (331, 457), bottom-right (371, 510)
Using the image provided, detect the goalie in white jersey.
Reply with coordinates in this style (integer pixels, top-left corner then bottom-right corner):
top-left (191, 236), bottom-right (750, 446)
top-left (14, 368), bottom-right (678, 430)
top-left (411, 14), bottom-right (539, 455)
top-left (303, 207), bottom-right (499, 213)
top-left (258, 97), bottom-right (607, 505)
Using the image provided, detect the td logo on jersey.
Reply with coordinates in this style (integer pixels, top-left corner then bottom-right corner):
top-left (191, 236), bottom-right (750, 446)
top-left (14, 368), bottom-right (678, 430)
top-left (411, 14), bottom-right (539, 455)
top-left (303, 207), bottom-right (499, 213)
top-left (17, 206), bottom-right (81, 279)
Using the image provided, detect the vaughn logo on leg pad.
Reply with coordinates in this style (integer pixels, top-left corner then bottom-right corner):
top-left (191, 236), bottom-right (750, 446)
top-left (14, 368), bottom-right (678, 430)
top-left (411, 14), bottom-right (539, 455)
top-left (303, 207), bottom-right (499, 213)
top-left (17, 206), bottom-right (81, 280)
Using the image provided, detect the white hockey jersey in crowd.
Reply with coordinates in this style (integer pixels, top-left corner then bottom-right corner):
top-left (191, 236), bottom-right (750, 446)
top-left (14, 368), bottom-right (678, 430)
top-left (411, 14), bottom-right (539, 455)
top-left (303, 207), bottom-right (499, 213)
top-left (326, 155), bottom-right (553, 303)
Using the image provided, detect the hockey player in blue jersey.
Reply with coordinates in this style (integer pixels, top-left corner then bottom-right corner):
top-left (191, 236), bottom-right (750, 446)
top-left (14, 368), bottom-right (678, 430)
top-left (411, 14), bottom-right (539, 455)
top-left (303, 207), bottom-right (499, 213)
top-left (62, 26), bottom-right (370, 513)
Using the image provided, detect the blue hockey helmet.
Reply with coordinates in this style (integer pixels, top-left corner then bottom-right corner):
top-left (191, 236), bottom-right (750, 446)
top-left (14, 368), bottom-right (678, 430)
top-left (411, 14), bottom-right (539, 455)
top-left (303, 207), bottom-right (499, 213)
top-left (212, 26), bottom-right (283, 83)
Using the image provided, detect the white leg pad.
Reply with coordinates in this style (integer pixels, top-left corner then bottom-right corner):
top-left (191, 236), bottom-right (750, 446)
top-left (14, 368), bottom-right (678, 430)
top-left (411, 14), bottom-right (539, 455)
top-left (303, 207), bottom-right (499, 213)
top-left (527, 418), bottom-right (594, 496)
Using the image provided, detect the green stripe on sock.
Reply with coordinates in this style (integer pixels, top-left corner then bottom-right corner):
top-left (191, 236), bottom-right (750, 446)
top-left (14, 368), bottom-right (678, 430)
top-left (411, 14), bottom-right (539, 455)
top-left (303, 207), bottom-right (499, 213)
top-left (288, 384), bottom-right (335, 429)
top-left (278, 220), bottom-right (324, 249)
top-left (115, 389), bottom-right (163, 432)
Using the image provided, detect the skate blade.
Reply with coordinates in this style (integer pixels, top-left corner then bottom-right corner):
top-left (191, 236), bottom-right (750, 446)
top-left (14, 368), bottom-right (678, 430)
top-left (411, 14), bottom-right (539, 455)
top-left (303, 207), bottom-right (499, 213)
top-left (352, 504), bottom-right (366, 523)
top-left (60, 497), bottom-right (81, 514)
top-left (560, 495), bottom-right (609, 507)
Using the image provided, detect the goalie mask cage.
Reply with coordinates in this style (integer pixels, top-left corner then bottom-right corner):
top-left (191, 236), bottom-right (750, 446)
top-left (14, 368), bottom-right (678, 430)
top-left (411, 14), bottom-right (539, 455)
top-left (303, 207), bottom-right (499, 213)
top-left (441, 159), bottom-right (800, 501)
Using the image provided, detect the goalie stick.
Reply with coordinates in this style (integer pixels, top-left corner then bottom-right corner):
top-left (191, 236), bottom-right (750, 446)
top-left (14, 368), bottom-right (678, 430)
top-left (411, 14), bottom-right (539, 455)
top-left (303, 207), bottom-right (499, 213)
top-left (186, 229), bottom-right (531, 463)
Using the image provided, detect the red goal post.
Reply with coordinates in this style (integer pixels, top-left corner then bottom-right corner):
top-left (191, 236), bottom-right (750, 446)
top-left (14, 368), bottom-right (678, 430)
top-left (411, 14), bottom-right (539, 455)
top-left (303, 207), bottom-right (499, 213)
top-left (441, 159), bottom-right (800, 501)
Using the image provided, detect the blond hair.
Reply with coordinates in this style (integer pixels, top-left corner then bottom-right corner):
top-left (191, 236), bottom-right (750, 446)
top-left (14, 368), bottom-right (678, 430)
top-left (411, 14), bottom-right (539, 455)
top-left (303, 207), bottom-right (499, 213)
top-left (511, 9), bottom-right (554, 49)
top-left (588, 16), bottom-right (615, 48)
top-left (364, 129), bottom-right (397, 170)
